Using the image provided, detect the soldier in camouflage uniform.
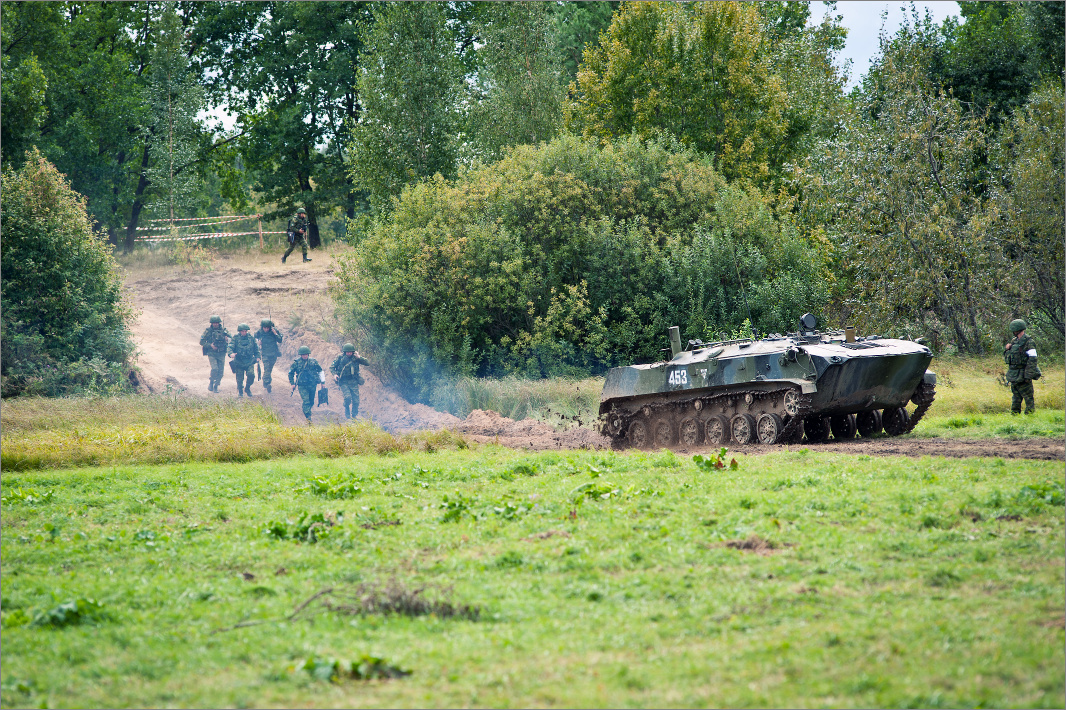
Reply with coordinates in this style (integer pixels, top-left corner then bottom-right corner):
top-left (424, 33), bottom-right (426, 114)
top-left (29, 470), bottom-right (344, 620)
top-left (330, 343), bottom-right (370, 419)
top-left (1004, 319), bottom-right (1039, 414)
top-left (199, 315), bottom-right (230, 392)
top-left (255, 319), bottom-right (283, 393)
top-left (282, 206), bottom-right (312, 264)
top-left (288, 345), bottom-right (324, 422)
top-left (227, 323), bottom-right (261, 397)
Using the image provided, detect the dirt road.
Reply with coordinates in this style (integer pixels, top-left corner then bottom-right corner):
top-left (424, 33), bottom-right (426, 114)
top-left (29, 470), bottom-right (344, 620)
top-left (125, 252), bottom-right (1063, 460)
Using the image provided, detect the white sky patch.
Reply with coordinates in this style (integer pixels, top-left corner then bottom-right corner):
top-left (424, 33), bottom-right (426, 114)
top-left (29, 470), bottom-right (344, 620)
top-left (812, 1), bottom-right (962, 89)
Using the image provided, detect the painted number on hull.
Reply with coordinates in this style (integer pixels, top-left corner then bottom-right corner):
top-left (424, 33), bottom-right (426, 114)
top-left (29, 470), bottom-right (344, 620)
top-left (668, 369), bottom-right (689, 386)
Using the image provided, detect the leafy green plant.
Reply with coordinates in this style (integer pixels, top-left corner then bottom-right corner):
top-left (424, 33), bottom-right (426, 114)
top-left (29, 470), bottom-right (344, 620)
top-left (302, 475), bottom-right (362, 499)
top-left (293, 655), bottom-right (411, 683)
top-left (693, 448), bottom-right (739, 471)
top-left (0, 487), bottom-right (54, 504)
top-left (265, 512), bottom-right (341, 543)
top-left (30, 598), bottom-right (107, 628)
top-left (439, 492), bottom-right (478, 523)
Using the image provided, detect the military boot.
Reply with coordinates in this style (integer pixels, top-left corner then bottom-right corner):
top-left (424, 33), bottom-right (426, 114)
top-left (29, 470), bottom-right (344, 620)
top-left (344, 403), bottom-right (351, 419)
top-left (245, 385), bottom-right (253, 397)
top-left (303, 257), bottom-right (312, 263)
top-left (281, 255), bottom-right (287, 264)
top-left (265, 382), bottom-right (271, 393)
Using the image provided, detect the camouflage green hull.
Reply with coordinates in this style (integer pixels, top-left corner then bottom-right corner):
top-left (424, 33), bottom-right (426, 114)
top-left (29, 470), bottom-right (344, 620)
top-left (599, 328), bottom-right (936, 448)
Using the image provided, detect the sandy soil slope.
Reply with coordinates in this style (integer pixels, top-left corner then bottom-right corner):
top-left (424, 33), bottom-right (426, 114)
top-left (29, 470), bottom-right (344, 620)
top-left (125, 253), bottom-right (1062, 460)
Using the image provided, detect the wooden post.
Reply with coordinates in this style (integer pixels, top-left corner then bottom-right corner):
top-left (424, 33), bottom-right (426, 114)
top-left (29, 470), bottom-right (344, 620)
top-left (258, 215), bottom-right (263, 250)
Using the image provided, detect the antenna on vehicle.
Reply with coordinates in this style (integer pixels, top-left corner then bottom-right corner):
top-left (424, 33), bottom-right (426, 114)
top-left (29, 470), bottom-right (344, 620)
top-left (729, 234), bottom-right (759, 340)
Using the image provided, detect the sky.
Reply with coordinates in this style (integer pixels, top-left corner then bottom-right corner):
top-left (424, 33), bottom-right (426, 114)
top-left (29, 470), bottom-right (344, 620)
top-left (816, 1), bottom-right (963, 88)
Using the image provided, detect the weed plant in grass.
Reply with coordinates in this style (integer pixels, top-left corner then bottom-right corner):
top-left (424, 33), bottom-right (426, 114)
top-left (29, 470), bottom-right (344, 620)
top-left (1, 447), bottom-right (1062, 708)
top-left (0, 395), bottom-right (467, 471)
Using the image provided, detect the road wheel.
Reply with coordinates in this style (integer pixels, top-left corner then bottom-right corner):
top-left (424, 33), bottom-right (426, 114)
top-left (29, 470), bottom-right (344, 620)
top-left (803, 415), bottom-right (831, 443)
top-left (651, 417), bottom-right (675, 448)
top-left (783, 389), bottom-right (802, 416)
top-left (757, 413), bottom-right (783, 444)
top-left (830, 413), bottom-right (857, 440)
top-left (678, 417), bottom-right (701, 447)
top-left (882, 407), bottom-right (910, 436)
top-left (730, 413), bottom-right (757, 444)
top-left (705, 415), bottom-right (730, 445)
top-left (627, 420), bottom-right (650, 449)
top-left (856, 410), bottom-right (882, 437)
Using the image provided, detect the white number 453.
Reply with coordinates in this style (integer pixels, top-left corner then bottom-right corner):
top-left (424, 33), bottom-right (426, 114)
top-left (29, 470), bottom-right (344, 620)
top-left (668, 369), bottom-right (689, 386)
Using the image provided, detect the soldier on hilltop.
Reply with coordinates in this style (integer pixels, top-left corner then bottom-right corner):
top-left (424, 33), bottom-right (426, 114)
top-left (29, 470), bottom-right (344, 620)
top-left (228, 323), bottom-right (261, 397)
top-left (199, 315), bottom-right (230, 392)
top-left (289, 345), bottom-right (325, 423)
top-left (282, 206), bottom-right (312, 264)
top-left (330, 343), bottom-right (370, 420)
top-left (255, 319), bottom-right (283, 393)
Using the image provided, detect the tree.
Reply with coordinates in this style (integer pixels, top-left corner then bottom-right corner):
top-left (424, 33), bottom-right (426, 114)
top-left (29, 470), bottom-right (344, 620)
top-left (802, 25), bottom-right (1004, 354)
top-left (551, 1), bottom-right (618, 82)
top-left (569, 2), bottom-right (791, 183)
top-left (1, 151), bottom-right (135, 396)
top-left (347, 2), bottom-right (462, 212)
top-left (192, 2), bottom-right (374, 245)
top-left (335, 134), bottom-right (827, 402)
top-left (467, 2), bottom-right (565, 161)
top-left (991, 80), bottom-right (1065, 341)
top-left (144, 5), bottom-right (205, 224)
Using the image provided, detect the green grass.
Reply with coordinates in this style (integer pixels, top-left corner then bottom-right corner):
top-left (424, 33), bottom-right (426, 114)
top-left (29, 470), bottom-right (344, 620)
top-left (913, 409), bottom-right (1066, 439)
top-left (2, 447), bottom-right (1063, 708)
top-left (928, 354), bottom-right (1064, 415)
top-left (0, 395), bottom-right (468, 470)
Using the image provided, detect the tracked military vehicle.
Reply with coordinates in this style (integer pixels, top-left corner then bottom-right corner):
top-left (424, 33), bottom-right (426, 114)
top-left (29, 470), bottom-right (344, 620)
top-left (599, 314), bottom-right (936, 448)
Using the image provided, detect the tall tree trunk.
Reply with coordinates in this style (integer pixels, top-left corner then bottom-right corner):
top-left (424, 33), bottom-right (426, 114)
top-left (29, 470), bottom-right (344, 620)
top-left (124, 142), bottom-right (151, 254)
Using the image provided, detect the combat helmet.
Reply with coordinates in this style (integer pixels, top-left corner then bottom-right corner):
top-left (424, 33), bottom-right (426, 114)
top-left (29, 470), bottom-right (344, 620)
top-left (296, 204), bottom-right (307, 215)
top-left (238, 323), bottom-right (250, 331)
top-left (342, 343), bottom-right (356, 352)
top-left (261, 319), bottom-right (273, 328)
top-left (209, 315), bottom-right (222, 324)
top-left (1010, 319), bottom-right (1027, 334)
top-left (298, 346), bottom-right (312, 355)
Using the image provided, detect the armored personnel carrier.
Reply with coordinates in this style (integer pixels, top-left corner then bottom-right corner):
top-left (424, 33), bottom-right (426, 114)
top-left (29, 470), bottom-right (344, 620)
top-left (599, 314), bottom-right (936, 448)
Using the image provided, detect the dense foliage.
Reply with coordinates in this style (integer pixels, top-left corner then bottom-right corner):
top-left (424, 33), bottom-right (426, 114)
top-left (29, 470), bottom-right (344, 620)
top-left (335, 134), bottom-right (828, 403)
top-left (1, 151), bottom-right (135, 396)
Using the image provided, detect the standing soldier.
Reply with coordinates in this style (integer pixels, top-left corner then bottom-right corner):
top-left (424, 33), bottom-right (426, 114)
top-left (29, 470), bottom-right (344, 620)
top-left (289, 345), bottom-right (324, 423)
top-left (255, 319), bottom-right (283, 393)
top-left (1004, 319), bottom-right (1040, 415)
top-left (282, 206), bottom-right (312, 264)
top-left (228, 323), bottom-right (261, 397)
top-left (330, 343), bottom-right (370, 419)
top-left (199, 315), bottom-right (230, 392)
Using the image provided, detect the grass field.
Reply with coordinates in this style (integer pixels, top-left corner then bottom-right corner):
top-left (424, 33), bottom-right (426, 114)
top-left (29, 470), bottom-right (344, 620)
top-left (1, 445), bottom-right (1063, 708)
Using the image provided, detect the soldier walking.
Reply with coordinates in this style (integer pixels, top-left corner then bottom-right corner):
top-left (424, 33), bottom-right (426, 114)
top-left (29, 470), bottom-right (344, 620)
top-left (282, 206), bottom-right (312, 264)
top-left (199, 315), bottom-right (230, 392)
top-left (289, 345), bottom-right (325, 423)
top-left (228, 323), bottom-right (261, 397)
top-left (255, 319), bottom-right (283, 393)
top-left (330, 343), bottom-right (370, 419)
top-left (1004, 319), bottom-right (1040, 414)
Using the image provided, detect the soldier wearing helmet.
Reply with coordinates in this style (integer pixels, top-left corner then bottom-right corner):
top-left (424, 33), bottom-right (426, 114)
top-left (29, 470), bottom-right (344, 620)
top-left (255, 319), bottom-right (283, 393)
top-left (227, 323), bottom-right (261, 397)
top-left (282, 205), bottom-right (312, 264)
top-left (1003, 318), bottom-right (1040, 414)
top-left (330, 343), bottom-right (370, 420)
top-left (288, 345), bottom-right (325, 422)
top-left (199, 315), bottom-right (231, 392)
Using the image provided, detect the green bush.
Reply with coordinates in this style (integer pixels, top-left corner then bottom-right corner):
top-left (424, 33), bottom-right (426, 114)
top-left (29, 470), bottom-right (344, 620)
top-left (336, 134), bottom-right (829, 402)
top-left (1, 150), bottom-right (135, 397)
